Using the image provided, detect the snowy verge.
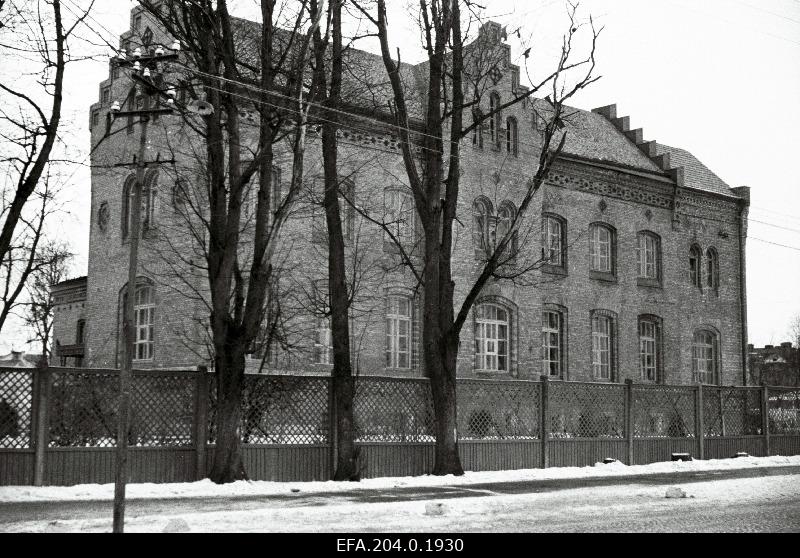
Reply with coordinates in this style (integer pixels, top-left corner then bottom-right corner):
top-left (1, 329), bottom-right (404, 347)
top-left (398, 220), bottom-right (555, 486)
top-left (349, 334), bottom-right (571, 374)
top-left (1, 455), bottom-right (798, 504)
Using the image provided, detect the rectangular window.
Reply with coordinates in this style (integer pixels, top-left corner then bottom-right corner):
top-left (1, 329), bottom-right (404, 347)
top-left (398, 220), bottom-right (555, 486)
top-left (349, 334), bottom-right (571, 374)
top-left (102, 87), bottom-right (111, 105)
top-left (592, 315), bottom-right (611, 380)
top-left (692, 332), bottom-right (717, 384)
top-left (385, 189), bottom-right (414, 245)
top-left (91, 110), bottom-right (100, 129)
top-left (313, 318), bottom-right (332, 365)
top-left (385, 296), bottom-right (412, 369)
top-left (133, 287), bottom-right (155, 361)
top-left (545, 217), bottom-right (563, 266)
top-left (590, 226), bottom-right (611, 272)
top-left (639, 320), bottom-right (657, 381)
top-left (542, 311), bottom-right (561, 377)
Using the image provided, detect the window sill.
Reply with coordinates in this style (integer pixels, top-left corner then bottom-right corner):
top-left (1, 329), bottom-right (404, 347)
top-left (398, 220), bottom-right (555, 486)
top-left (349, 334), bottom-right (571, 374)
top-left (589, 270), bottom-right (617, 283)
top-left (541, 264), bottom-right (567, 276)
top-left (636, 277), bottom-right (662, 289)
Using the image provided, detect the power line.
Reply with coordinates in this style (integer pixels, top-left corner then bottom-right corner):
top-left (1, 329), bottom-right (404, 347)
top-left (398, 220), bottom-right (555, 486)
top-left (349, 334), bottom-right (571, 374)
top-left (749, 237), bottom-right (800, 251)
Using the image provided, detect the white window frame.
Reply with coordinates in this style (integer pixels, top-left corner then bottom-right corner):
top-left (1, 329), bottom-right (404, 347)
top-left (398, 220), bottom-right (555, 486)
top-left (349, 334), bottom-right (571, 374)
top-left (314, 318), bottom-right (333, 365)
top-left (693, 330), bottom-right (718, 384)
top-left (590, 224), bottom-right (612, 272)
top-left (385, 189), bottom-right (415, 245)
top-left (475, 303), bottom-right (510, 372)
top-left (542, 310), bottom-right (562, 377)
top-left (545, 216), bottom-right (563, 266)
top-left (592, 314), bottom-right (612, 380)
top-left (637, 233), bottom-right (658, 279)
top-left (385, 295), bottom-right (412, 369)
top-left (133, 284), bottom-right (155, 361)
top-left (639, 319), bottom-right (658, 381)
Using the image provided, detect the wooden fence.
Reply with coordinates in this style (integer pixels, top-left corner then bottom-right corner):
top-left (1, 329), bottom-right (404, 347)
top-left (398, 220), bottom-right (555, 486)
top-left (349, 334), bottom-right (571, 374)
top-left (1, 366), bottom-right (798, 486)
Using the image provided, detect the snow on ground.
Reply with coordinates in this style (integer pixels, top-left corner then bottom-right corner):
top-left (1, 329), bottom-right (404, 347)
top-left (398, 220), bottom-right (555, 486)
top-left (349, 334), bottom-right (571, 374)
top-left (5, 473), bottom-right (800, 533)
top-left (1, 454), bottom-right (799, 504)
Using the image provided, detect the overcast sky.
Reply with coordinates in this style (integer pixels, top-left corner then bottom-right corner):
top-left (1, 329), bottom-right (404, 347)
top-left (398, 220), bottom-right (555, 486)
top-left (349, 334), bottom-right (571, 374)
top-left (2, 0), bottom-right (798, 353)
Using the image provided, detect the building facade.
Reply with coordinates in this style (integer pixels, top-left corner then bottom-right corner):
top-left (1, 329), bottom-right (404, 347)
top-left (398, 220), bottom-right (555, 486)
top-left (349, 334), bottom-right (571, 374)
top-left (748, 343), bottom-right (800, 386)
top-left (51, 7), bottom-right (751, 386)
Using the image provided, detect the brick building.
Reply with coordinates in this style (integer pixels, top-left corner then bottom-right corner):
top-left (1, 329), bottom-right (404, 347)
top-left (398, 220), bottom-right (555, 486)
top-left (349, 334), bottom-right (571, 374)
top-left (748, 343), bottom-right (800, 387)
top-left (51, 7), bottom-right (751, 386)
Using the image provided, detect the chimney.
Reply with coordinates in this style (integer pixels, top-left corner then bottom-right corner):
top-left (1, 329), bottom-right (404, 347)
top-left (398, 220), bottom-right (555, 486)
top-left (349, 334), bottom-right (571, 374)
top-left (765, 345), bottom-right (774, 350)
top-left (781, 342), bottom-right (792, 349)
top-left (747, 343), bottom-right (754, 352)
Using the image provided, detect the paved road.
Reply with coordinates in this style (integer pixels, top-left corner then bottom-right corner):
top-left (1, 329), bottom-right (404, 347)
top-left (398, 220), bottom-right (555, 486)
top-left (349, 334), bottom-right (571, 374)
top-left (2, 466), bottom-right (799, 532)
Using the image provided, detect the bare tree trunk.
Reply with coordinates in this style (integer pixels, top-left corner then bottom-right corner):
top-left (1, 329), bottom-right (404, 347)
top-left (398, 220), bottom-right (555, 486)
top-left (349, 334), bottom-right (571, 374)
top-left (313, 0), bottom-right (359, 481)
top-left (209, 337), bottom-right (247, 483)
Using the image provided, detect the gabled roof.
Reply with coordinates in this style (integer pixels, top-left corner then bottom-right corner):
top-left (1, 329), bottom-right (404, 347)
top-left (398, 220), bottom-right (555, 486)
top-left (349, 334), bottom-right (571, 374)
top-left (655, 144), bottom-right (735, 197)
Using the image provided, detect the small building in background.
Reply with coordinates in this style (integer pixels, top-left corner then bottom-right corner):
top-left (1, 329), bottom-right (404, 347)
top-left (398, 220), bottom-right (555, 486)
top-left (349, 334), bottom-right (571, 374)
top-left (50, 276), bottom-right (87, 367)
top-left (748, 342), bottom-right (800, 387)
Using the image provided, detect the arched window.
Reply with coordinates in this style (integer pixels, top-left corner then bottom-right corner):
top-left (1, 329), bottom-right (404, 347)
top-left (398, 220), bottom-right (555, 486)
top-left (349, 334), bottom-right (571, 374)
top-left (636, 231), bottom-right (661, 283)
top-left (692, 328), bottom-right (719, 384)
top-left (472, 108), bottom-right (484, 149)
top-left (542, 214), bottom-right (567, 270)
top-left (591, 310), bottom-right (617, 381)
top-left (489, 92), bottom-right (501, 148)
top-left (472, 197), bottom-right (493, 254)
top-left (121, 171), bottom-right (159, 239)
top-left (706, 248), bottom-right (719, 295)
top-left (385, 293), bottom-right (413, 369)
top-left (496, 202), bottom-right (517, 258)
top-left (638, 314), bottom-right (663, 382)
top-left (589, 223), bottom-right (615, 274)
top-left (689, 244), bottom-right (702, 289)
top-left (474, 302), bottom-right (510, 372)
top-left (120, 279), bottom-right (156, 362)
top-left (506, 116), bottom-right (518, 156)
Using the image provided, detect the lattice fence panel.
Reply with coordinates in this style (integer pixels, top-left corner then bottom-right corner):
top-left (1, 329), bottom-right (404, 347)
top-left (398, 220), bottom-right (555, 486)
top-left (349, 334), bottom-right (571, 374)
top-left (354, 378), bottom-right (434, 442)
top-left (0, 369), bottom-right (33, 448)
top-left (633, 385), bottom-right (696, 438)
top-left (235, 375), bottom-right (329, 445)
top-left (49, 371), bottom-right (119, 447)
top-left (703, 387), bottom-right (762, 437)
top-left (457, 380), bottom-right (540, 440)
top-left (130, 374), bottom-right (195, 447)
top-left (549, 382), bottom-right (625, 438)
top-left (768, 388), bottom-right (800, 435)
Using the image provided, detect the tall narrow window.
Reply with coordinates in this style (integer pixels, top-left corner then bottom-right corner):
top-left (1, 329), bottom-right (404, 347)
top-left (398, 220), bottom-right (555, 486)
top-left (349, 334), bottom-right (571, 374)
top-left (496, 202), bottom-right (517, 258)
top-left (591, 311), bottom-right (615, 381)
top-left (121, 175), bottom-right (135, 239)
top-left (386, 295), bottom-right (412, 369)
top-left (689, 244), bottom-right (702, 288)
top-left (385, 188), bottom-right (415, 245)
top-left (472, 198), bottom-right (492, 255)
top-left (543, 215), bottom-right (565, 268)
top-left (589, 223), bottom-right (613, 273)
top-left (489, 93), bottom-right (501, 148)
top-left (474, 303), bottom-right (510, 372)
top-left (692, 329), bottom-right (718, 384)
top-left (636, 231), bottom-right (660, 282)
top-left (542, 309), bottom-right (564, 377)
top-left (639, 316), bottom-right (662, 382)
top-left (314, 318), bottom-right (333, 365)
top-left (133, 284), bottom-right (155, 361)
top-left (706, 248), bottom-right (719, 295)
top-left (76, 319), bottom-right (86, 344)
top-left (472, 109), bottom-right (484, 149)
top-left (506, 117), bottom-right (518, 156)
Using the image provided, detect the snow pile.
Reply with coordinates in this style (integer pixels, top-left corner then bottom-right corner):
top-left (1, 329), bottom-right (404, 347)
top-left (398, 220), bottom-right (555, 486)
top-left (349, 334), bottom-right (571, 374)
top-left (1, 454), bottom-right (798, 504)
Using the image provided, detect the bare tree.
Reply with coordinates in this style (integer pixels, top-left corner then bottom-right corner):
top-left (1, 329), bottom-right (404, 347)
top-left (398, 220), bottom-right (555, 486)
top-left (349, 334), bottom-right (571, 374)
top-left (135, 0), bottom-right (324, 483)
top-left (353, 0), bottom-right (601, 474)
top-left (22, 239), bottom-right (73, 361)
top-left (788, 314), bottom-right (800, 350)
top-left (0, 0), bottom-right (94, 334)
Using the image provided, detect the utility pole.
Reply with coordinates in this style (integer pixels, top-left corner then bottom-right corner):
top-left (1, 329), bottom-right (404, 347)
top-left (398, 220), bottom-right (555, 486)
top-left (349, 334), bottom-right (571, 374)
top-left (109, 41), bottom-right (179, 534)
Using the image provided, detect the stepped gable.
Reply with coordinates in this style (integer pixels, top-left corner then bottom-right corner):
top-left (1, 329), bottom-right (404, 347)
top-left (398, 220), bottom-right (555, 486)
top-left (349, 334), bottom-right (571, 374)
top-left (592, 104), bottom-right (742, 199)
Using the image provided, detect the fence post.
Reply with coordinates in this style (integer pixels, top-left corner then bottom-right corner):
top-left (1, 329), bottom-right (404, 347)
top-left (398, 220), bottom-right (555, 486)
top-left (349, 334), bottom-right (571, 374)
top-left (328, 377), bottom-right (338, 479)
top-left (761, 383), bottom-right (770, 457)
top-left (32, 363), bottom-right (51, 486)
top-left (625, 379), bottom-right (635, 466)
top-left (540, 375), bottom-right (549, 469)
top-left (695, 382), bottom-right (705, 460)
top-left (193, 365), bottom-right (209, 481)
